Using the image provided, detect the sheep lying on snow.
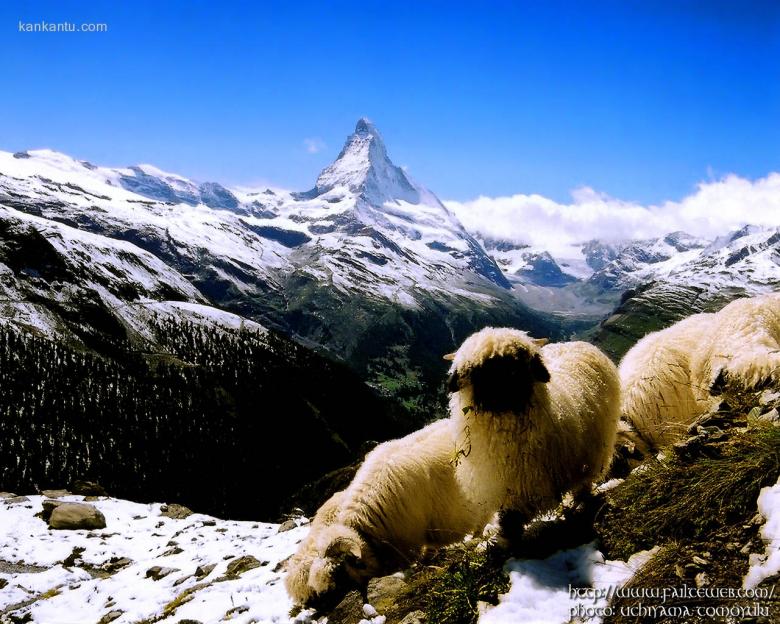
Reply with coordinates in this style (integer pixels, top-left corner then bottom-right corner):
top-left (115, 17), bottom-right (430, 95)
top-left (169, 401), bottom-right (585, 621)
top-left (446, 327), bottom-right (621, 535)
top-left (285, 418), bottom-right (489, 606)
top-left (620, 293), bottom-right (780, 449)
top-left (619, 312), bottom-right (716, 449)
top-left (690, 293), bottom-right (780, 397)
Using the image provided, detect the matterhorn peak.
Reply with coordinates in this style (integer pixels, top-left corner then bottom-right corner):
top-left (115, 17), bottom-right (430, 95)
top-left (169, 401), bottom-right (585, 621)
top-left (313, 118), bottom-right (424, 205)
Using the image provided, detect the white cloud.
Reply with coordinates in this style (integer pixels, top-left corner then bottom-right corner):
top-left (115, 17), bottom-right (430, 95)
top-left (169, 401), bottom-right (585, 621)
top-left (445, 173), bottom-right (780, 255)
top-left (303, 138), bottom-right (326, 154)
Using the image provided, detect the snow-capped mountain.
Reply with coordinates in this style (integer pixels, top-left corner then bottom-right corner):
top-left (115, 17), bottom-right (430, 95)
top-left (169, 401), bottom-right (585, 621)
top-left (0, 120), bottom-right (564, 409)
top-left (589, 225), bottom-right (780, 359)
top-left (0, 119), bottom-right (510, 311)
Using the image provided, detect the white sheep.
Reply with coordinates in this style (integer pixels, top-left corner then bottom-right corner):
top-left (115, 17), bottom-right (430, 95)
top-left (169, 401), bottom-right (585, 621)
top-left (446, 327), bottom-right (621, 536)
top-left (619, 312), bottom-right (716, 449)
top-left (285, 418), bottom-right (489, 606)
top-left (620, 293), bottom-right (780, 449)
top-left (690, 292), bottom-right (780, 396)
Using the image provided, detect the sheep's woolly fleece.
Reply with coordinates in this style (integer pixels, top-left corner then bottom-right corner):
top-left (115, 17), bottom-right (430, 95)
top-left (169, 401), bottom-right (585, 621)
top-left (618, 312), bottom-right (715, 449)
top-left (286, 419), bottom-right (487, 605)
top-left (449, 328), bottom-right (621, 521)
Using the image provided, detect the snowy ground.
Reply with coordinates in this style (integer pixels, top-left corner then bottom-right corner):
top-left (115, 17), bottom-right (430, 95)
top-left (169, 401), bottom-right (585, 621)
top-left (744, 475), bottom-right (780, 589)
top-left (0, 495), bottom-right (308, 624)
top-left (0, 494), bottom-right (660, 624)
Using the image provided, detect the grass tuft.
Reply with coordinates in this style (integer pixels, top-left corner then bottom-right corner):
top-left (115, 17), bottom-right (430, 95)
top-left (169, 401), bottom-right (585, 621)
top-left (597, 423), bottom-right (780, 560)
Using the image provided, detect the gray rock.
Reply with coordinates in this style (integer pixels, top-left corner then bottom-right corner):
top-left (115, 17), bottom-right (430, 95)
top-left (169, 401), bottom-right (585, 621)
top-left (41, 498), bottom-right (64, 521)
top-left (97, 610), bottom-right (123, 624)
top-left (225, 555), bottom-right (261, 577)
top-left (0, 578), bottom-right (7, 589)
top-left (367, 575), bottom-right (408, 613)
top-left (48, 502), bottom-right (106, 530)
top-left (102, 557), bottom-right (132, 573)
top-left (758, 408), bottom-right (780, 426)
top-left (71, 480), bottom-right (107, 496)
top-left (195, 563), bottom-right (216, 578)
top-left (40, 489), bottom-right (71, 498)
top-left (278, 519), bottom-right (298, 533)
top-left (145, 566), bottom-right (177, 580)
top-left (328, 590), bottom-right (364, 624)
top-left (160, 503), bottom-right (193, 519)
top-left (3, 495), bottom-right (30, 505)
top-left (0, 492), bottom-right (17, 499)
top-left (398, 611), bottom-right (426, 624)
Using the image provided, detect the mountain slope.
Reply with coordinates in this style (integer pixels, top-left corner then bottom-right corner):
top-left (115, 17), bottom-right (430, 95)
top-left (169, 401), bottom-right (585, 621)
top-left (589, 226), bottom-right (780, 360)
top-left (0, 122), bottom-right (568, 412)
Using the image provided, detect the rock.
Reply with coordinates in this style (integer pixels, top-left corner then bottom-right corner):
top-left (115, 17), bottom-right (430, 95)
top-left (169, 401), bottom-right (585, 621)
top-left (0, 578), bottom-right (7, 589)
top-left (757, 408), bottom-right (780, 426)
top-left (97, 611), bottom-right (123, 624)
top-left (71, 480), bottom-right (107, 496)
top-left (329, 590), bottom-right (364, 624)
top-left (398, 611), bottom-right (426, 624)
top-left (48, 502), bottom-right (106, 530)
top-left (695, 572), bottom-right (711, 588)
top-left (145, 566), bottom-right (177, 580)
top-left (159, 503), bottom-right (193, 519)
top-left (177, 621), bottom-right (203, 624)
top-left (0, 492), bottom-right (17, 499)
top-left (225, 555), bottom-right (262, 577)
top-left (367, 575), bottom-right (408, 613)
top-left (195, 563), bottom-right (216, 578)
top-left (3, 496), bottom-right (30, 505)
top-left (278, 519), bottom-right (298, 532)
top-left (41, 498), bottom-right (64, 521)
top-left (40, 489), bottom-right (71, 498)
top-left (103, 557), bottom-right (132, 573)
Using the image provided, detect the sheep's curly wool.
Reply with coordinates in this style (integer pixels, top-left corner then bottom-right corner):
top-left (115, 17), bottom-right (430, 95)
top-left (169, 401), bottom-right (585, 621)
top-left (285, 418), bottom-right (487, 606)
top-left (448, 327), bottom-right (621, 524)
top-left (690, 293), bottom-right (780, 396)
top-left (620, 292), bottom-right (780, 449)
top-left (619, 312), bottom-right (716, 449)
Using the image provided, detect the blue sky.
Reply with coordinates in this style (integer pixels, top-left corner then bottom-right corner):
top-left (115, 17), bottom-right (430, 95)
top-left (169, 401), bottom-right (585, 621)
top-left (2, 0), bottom-right (778, 203)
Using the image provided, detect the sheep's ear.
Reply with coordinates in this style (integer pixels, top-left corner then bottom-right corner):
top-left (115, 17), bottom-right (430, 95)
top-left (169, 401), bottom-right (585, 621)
top-left (532, 337), bottom-right (549, 347)
top-left (443, 352), bottom-right (456, 361)
top-left (531, 353), bottom-right (551, 383)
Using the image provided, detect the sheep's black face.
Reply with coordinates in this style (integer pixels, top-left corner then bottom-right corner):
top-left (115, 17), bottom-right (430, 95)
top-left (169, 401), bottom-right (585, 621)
top-left (452, 351), bottom-right (550, 414)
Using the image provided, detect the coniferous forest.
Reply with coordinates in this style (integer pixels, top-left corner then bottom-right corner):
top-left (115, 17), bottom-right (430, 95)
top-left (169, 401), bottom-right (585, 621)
top-left (0, 317), bottom-right (415, 520)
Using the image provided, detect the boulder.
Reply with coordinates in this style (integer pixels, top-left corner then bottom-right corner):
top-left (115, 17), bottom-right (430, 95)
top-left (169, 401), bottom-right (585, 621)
top-left (329, 590), bottom-right (364, 624)
top-left (159, 503), bottom-right (193, 519)
top-left (48, 502), bottom-right (106, 530)
top-left (367, 575), bottom-right (408, 613)
top-left (225, 555), bottom-right (261, 578)
top-left (3, 495), bottom-right (30, 505)
top-left (41, 498), bottom-right (64, 521)
top-left (278, 519), bottom-right (298, 533)
top-left (145, 566), bottom-right (177, 580)
top-left (97, 611), bottom-right (123, 624)
top-left (71, 480), bottom-right (107, 496)
top-left (398, 612), bottom-right (426, 624)
top-left (40, 489), bottom-right (71, 499)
